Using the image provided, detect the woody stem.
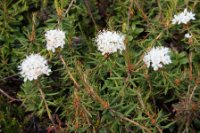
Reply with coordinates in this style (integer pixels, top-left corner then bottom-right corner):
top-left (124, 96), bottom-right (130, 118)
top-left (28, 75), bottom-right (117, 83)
top-left (36, 80), bottom-right (55, 125)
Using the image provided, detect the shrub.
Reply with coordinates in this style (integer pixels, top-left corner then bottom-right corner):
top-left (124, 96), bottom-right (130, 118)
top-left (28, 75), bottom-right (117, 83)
top-left (0, 0), bottom-right (200, 132)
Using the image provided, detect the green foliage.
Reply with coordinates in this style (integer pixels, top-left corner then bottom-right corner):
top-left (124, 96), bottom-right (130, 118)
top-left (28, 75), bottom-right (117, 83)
top-left (0, 96), bottom-right (23, 133)
top-left (0, 0), bottom-right (200, 132)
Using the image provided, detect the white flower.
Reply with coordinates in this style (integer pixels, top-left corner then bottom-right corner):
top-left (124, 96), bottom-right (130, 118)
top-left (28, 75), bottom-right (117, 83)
top-left (45, 29), bottom-right (65, 52)
top-left (95, 30), bottom-right (125, 55)
top-left (184, 33), bottom-right (192, 39)
top-left (172, 8), bottom-right (195, 24)
top-left (143, 47), bottom-right (172, 71)
top-left (19, 54), bottom-right (51, 81)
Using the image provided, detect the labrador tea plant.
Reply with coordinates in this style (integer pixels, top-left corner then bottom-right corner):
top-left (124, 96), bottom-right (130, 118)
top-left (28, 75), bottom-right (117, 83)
top-left (0, 0), bottom-right (200, 133)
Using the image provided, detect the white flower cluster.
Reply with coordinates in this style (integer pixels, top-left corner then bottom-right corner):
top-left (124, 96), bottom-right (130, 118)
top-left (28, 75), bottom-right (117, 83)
top-left (19, 54), bottom-right (51, 81)
top-left (185, 33), bottom-right (192, 39)
top-left (45, 29), bottom-right (65, 52)
top-left (172, 8), bottom-right (195, 24)
top-left (95, 30), bottom-right (125, 55)
top-left (143, 47), bottom-right (172, 71)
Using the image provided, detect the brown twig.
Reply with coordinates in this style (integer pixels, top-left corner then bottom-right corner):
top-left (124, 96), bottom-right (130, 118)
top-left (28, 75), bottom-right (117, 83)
top-left (59, 54), bottom-right (80, 89)
top-left (124, 39), bottom-right (133, 75)
top-left (36, 80), bottom-right (55, 125)
top-left (63, 0), bottom-right (75, 17)
top-left (189, 84), bottom-right (198, 102)
top-left (136, 89), bottom-right (163, 133)
top-left (133, 0), bottom-right (150, 25)
top-left (59, 55), bottom-right (92, 129)
top-left (0, 88), bottom-right (21, 102)
top-left (81, 73), bottom-right (109, 109)
top-left (0, 74), bottom-right (19, 81)
top-left (188, 52), bottom-right (193, 81)
top-left (149, 32), bottom-right (163, 48)
top-left (125, 0), bottom-right (135, 74)
top-left (110, 109), bottom-right (152, 133)
top-left (59, 54), bottom-right (88, 130)
top-left (28, 13), bottom-right (36, 43)
top-left (73, 90), bottom-right (80, 130)
top-left (76, 62), bottom-right (109, 109)
top-left (73, 88), bottom-right (92, 130)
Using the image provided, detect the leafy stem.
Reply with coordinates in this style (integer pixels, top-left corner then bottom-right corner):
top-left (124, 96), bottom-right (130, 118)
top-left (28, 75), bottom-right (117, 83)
top-left (109, 109), bottom-right (152, 133)
top-left (35, 80), bottom-right (55, 125)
